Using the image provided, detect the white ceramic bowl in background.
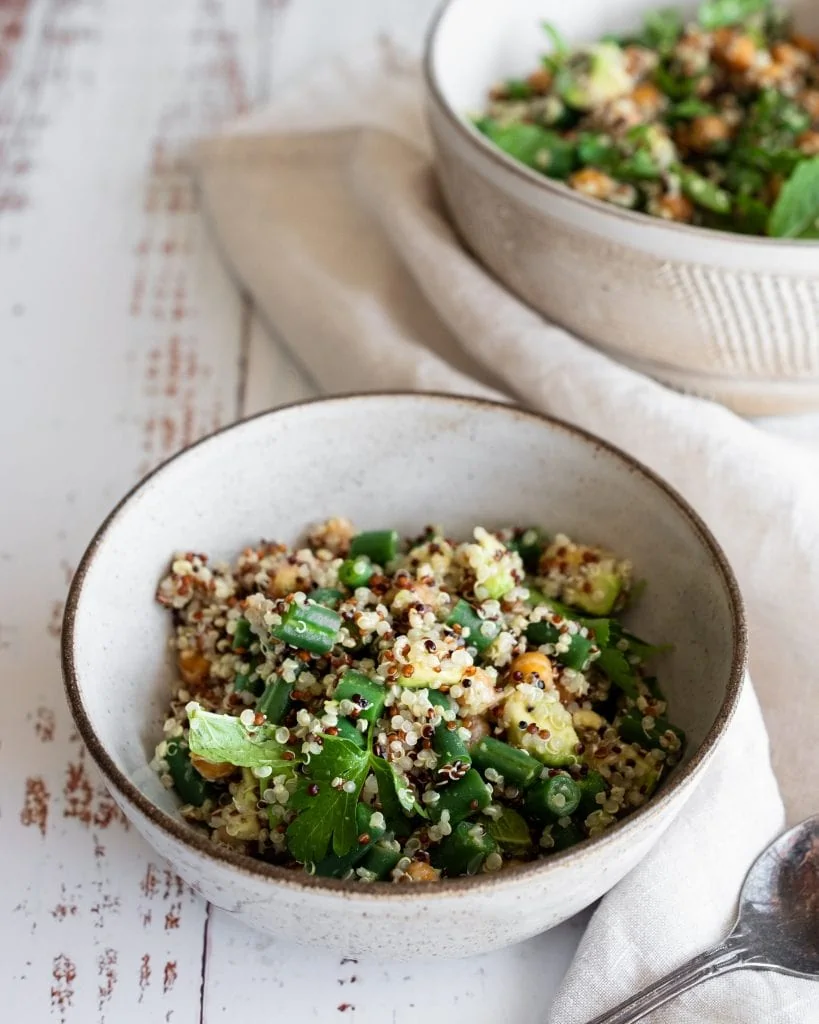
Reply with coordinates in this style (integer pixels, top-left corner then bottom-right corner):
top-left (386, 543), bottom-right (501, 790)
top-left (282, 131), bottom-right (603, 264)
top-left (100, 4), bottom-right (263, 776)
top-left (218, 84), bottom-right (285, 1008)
top-left (63, 394), bottom-right (745, 959)
top-left (424, 0), bottom-right (819, 415)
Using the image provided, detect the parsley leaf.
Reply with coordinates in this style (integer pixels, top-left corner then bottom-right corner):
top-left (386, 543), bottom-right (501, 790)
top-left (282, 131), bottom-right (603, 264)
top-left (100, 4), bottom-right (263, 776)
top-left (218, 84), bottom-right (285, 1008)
top-left (286, 736), bottom-right (370, 863)
top-left (371, 756), bottom-right (426, 832)
top-left (186, 703), bottom-right (296, 770)
top-left (768, 158), bottom-right (819, 239)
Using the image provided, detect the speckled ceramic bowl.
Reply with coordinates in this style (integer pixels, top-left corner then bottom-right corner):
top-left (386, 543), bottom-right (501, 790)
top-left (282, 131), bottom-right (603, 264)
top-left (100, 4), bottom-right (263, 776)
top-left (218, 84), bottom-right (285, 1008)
top-left (63, 393), bottom-right (746, 959)
top-left (424, 0), bottom-right (819, 415)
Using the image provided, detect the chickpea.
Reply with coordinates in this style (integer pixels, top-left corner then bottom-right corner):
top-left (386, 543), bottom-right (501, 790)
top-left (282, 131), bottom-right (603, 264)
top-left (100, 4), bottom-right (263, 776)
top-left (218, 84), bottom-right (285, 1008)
top-left (797, 131), bottom-right (819, 156)
top-left (178, 649), bottom-right (210, 688)
top-left (651, 194), bottom-right (695, 223)
top-left (715, 33), bottom-right (757, 72)
top-left (190, 754), bottom-right (236, 781)
top-left (508, 651), bottom-right (554, 688)
top-left (567, 168), bottom-right (616, 201)
top-left (526, 67), bottom-right (553, 94)
top-left (771, 42), bottom-right (809, 71)
top-left (630, 82), bottom-right (665, 116)
top-left (800, 89), bottom-right (819, 122)
top-left (791, 33), bottom-right (819, 58)
top-left (402, 861), bottom-right (440, 883)
top-left (688, 114), bottom-right (731, 153)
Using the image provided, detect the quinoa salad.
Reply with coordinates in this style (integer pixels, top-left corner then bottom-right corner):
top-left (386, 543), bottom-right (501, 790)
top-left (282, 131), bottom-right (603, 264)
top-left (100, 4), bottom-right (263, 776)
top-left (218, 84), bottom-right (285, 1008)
top-left (477, 0), bottom-right (819, 238)
top-left (152, 520), bottom-right (685, 883)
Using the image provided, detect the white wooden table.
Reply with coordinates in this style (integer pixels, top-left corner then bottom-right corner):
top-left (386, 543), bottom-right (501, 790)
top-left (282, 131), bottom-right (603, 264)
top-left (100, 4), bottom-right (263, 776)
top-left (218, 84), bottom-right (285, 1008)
top-left (0, 2), bottom-right (588, 1019)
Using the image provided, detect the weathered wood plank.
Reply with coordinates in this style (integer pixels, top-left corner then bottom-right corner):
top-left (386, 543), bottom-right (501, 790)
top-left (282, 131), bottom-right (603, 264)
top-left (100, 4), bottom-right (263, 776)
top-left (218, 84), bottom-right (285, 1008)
top-left (0, 0), bottom-right (265, 1018)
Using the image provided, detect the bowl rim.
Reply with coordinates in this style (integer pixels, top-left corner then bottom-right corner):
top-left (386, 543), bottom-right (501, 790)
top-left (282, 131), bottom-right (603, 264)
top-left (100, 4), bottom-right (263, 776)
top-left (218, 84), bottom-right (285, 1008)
top-left (62, 391), bottom-right (747, 900)
top-left (422, 0), bottom-right (819, 252)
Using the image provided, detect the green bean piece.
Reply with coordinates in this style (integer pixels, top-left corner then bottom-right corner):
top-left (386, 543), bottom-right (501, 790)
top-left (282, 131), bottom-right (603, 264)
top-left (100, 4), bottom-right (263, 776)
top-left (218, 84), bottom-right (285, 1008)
top-left (430, 820), bottom-right (499, 877)
top-left (165, 739), bottom-right (211, 807)
top-left (577, 769), bottom-right (607, 816)
top-left (525, 772), bottom-right (581, 822)
top-left (525, 621), bottom-right (593, 670)
top-left (550, 819), bottom-right (585, 852)
top-left (256, 677), bottom-right (294, 725)
top-left (314, 803), bottom-right (388, 878)
top-left (233, 671), bottom-right (263, 697)
top-left (510, 527), bottom-right (547, 572)
top-left (231, 617), bottom-right (253, 650)
top-left (358, 837), bottom-right (403, 880)
top-left (349, 530), bottom-right (399, 565)
top-left (504, 78), bottom-right (534, 99)
top-left (428, 769), bottom-right (491, 825)
top-left (310, 587), bottom-right (344, 608)
top-left (428, 690), bottom-right (472, 772)
top-left (271, 600), bottom-right (341, 655)
top-left (471, 737), bottom-right (540, 789)
top-left (617, 708), bottom-right (686, 753)
top-left (446, 598), bottom-right (500, 653)
top-left (334, 671), bottom-right (386, 728)
top-left (680, 169), bottom-right (732, 214)
top-left (334, 717), bottom-right (366, 748)
top-left (338, 556), bottom-right (375, 589)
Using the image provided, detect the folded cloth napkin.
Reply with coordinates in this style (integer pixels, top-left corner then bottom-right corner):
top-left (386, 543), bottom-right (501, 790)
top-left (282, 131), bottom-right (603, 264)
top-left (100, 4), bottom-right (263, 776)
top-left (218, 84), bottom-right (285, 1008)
top-left (194, 52), bottom-right (817, 1023)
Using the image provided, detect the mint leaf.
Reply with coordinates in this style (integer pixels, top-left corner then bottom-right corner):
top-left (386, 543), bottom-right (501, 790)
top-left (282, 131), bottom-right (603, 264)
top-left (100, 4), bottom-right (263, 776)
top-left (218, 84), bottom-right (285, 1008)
top-left (371, 756), bottom-right (426, 830)
top-left (769, 158), bottom-right (819, 238)
top-left (286, 736), bottom-right (370, 863)
top-left (186, 703), bottom-right (295, 769)
top-left (595, 647), bottom-right (638, 698)
top-left (698, 0), bottom-right (769, 30)
top-left (487, 807), bottom-right (533, 854)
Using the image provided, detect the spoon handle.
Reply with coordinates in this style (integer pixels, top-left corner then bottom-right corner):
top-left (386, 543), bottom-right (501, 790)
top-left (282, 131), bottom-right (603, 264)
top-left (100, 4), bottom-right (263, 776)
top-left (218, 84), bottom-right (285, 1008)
top-left (581, 931), bottom-right (751, 1024)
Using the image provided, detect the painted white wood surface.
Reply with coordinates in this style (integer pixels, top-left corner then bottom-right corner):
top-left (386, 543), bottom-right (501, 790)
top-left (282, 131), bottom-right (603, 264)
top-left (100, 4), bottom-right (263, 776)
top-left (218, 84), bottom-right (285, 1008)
top-left (0, 1), bottom-right (587, 1021)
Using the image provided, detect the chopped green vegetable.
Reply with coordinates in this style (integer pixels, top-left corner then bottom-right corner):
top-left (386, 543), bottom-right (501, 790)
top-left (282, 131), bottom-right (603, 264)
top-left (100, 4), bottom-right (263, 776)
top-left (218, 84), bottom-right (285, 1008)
top-left (272, 600), bottom-right (341, 655)
top-left (165, 739), bottom-right (212, 807)
top-left (431, 820), bottom-right (499, 876)
top-left (769, 158), bottom-right (819, 239)
top-left (286, 736), bottom-right (371, 862)
top-left (349, 530), bottom-right (399, 565)
top-left (186, 702), bottom-right (295, 769)
top-left (486, 806), bottom-right (534, 854)
top-left (231, 617), bottom-right (252, 650)
top-left (446, 598), bottom-right (500, 653)
top-left (698, 0), bottom-right (770, 31)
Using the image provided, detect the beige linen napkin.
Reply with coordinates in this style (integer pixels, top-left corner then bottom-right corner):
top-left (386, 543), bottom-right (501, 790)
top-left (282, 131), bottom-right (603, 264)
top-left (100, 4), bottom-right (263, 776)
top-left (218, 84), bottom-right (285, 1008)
top-left (194, 54), bottom-right (817, 1023)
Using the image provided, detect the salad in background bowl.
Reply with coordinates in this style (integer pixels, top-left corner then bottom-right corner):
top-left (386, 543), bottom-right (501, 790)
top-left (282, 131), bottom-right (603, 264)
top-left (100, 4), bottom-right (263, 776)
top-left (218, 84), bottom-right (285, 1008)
top-left (424, 0), bottom-right (819, 415)
top-left (477, 0), bottom-right (819, 238)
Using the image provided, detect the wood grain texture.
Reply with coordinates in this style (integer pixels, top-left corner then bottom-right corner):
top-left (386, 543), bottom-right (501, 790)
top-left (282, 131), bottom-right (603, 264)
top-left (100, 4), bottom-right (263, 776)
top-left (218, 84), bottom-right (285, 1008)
top-left (1, 2), bottom-right (585, 1020)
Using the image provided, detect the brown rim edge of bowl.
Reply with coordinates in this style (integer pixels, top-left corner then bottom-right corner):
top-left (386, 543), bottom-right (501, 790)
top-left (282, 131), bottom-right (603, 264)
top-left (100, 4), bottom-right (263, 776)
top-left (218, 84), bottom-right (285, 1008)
top-left (62, 391), bottom-right (748, 901)
top-left (422, 0), bottom-right (819, 252)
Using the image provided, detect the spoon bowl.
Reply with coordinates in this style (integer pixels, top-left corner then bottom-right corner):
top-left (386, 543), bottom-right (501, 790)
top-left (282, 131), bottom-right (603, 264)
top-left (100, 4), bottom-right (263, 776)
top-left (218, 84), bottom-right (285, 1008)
top-left (585, 815), bottom-right (819, 1023)
top-left (739, 814), bottom-right (819, 979)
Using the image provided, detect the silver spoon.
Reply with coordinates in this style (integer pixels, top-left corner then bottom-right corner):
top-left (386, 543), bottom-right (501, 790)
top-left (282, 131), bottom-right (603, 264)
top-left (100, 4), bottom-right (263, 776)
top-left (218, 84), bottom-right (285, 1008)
top-left (584, 815), bottom-right (819, 1024)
